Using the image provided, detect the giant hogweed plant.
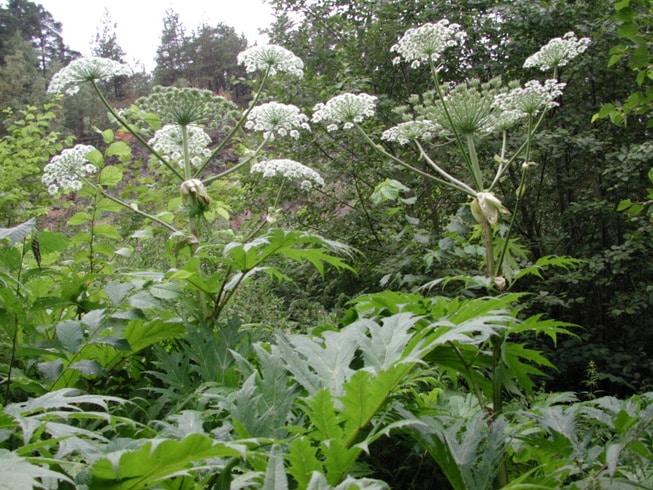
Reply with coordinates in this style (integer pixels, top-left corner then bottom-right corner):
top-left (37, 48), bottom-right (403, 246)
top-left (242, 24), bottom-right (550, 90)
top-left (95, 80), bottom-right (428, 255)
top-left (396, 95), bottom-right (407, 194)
top-left (43, 49), bottom-right (351, 329)
top-left (305, 20), bottom-right (603, 487)
top-left (2, 22), bottom-right (651, 490)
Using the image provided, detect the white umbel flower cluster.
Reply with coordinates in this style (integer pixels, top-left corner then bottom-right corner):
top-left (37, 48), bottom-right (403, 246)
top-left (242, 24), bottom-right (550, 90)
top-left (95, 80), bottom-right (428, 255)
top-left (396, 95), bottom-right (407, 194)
top-left (245, 102), bottom-right (310, 140)
top-left (42, 144), bottom-right (97, 195)
top-left (524, 32), bottom-right (591, 71)
top-left (47, 57), bottom-right (133, 95)
top-left (251, 159), bottom-right (325, 190)
top-left (237, 45), bottom-right (304, 78)
top-left (381, 120), bottom-right (440, 145)
top-left (148, 125), bottom-right (212, 168)
top-left (493, 79), bottom-right (566, 116)
top-left (312, 93), bottom-right (377, 131)
top-left (391, 20), bottom-right (466, 68)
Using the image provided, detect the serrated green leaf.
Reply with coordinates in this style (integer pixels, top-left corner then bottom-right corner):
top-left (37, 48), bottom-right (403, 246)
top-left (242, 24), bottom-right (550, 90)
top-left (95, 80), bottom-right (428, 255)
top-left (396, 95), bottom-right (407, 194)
top-left (617, 22), bottom-right (638, 38)
top-left (615, 6), bottom-right (635, 22)
top-left (89, 434), bottom-right (247, 489)
top-left (0, 218), bottom-right (36, 245)
top-left (617, 199), bottom-right (633, 211)
top-left (106, 141), bottom-right (131, 158)
top-left (94, 224), bottom-right (121, 240)
top-left (123, 319), bottom-right (184, 353)
top-left (101, 129), bottom-right (114, 144)
top-left (0, 449), bottom-right (74, 490)
top-left (104, 282), bottom-right (135, 306)
top-left (305, 389), bottom-right (343, 440)
top-left (263, 445), bottom-right (289, 490)
top-left (36, 359), bottom-right (63, 381)
top-left (86, 149), bottom-right (104, 166)
top-left (69, 359), bottom-right (105, 376)
top-left (38, 231), bottom-right (72, 254)
top-left (99, 166), bottom-right (123, 186)
top-left (56, 320), bottom-right (83, 353)
top-left (149, 282), bottom-right (180, 300)
top-left (320, 438), bottom-right (359, 486)
top-left (67, 212), bottom-right (92, 225)
top-left (81, 309), bottom-right (106, 329)
top-left (287, 437), bottom-right (323, 489)
top-left (96, 198), bottom-right (124, 212)
top-left (128, 290), bottom-right (160, 309)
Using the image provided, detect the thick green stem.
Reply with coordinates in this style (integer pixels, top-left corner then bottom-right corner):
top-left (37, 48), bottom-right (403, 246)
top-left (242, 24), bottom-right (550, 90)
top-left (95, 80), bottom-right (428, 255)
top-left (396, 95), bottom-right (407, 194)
top-left (415, 141), bottom-right (477, 197)
top-left (465, 135), bottom-right (484, 191)
top-left (494, 115), bottom-right (533, 278)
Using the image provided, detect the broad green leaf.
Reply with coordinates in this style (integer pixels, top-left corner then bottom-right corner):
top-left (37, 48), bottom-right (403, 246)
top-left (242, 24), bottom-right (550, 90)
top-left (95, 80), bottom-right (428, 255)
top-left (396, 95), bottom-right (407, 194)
top-left (320, 438), bottom-right (360, 486)
top-left (93, 224), bottom-right (121, 240)
top-left (36, 359), bottom-right (63, 382)
top-left (99, 166), bottom-right (123, 186)
top-left (81, 309), bottom-right (106, 329)
top-left (103, 282), bottom-right (135, 306)
top-left (90, 434), bottom-right (247, 489)
top-left (149, 282), bottom-right (180, 300)
top-left (38, 231), bottom-right (72, 254)
top-left (0, 450), bottom-right (73, 490)
top-left (128, 290), bottom-right (160, 309)
top-left (282, 323), bottom-right (363, 396)
top-left (106, 141), bottom-right (131, 158)
top-left (370, 178), bottom-right (410, 204)
top-left (67, 212), bottom-right (92, 225)
top-left (96, 198), bottom-right (123, 212)
top-left (86, 149), bottom-right (104, 166)
top-left (287, 437), bottom-right (323, 489)
top-left (69, 359), bottom-right (105, 376)
top-left (123, 319), bottom-right (185, 353)
top-left (356, 313), bottom-right (421, 372)
top-left (0, 218), bottom-right (35, 245)
top-left (617, 22), bottom-right (638, 38)
top-left (339, 369), bottom-right (406, 445)
top-left (263, 445), bottom-right (289, 490)
top-left (304, 389), bottom-right (343, 440)
top-left (100, 129), bottom-right (114, 143)
top-left (56, 320), bottom-right (83, 353)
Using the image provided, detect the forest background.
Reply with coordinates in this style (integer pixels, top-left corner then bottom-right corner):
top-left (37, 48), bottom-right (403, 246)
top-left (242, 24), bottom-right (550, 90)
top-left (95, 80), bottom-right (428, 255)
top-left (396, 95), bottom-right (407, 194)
top-left (0, 0), bottom-right (652, 488)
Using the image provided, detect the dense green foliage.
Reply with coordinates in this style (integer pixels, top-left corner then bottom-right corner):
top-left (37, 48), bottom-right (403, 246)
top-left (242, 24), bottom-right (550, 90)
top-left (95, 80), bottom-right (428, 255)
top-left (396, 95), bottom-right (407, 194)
top-left (0, 0), bottom-right (651, 488)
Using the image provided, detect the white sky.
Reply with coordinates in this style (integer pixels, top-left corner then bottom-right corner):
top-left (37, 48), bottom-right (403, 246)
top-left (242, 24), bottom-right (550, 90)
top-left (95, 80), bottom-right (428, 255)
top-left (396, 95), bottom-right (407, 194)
top-left (31, 0), bottom-right (275, 71)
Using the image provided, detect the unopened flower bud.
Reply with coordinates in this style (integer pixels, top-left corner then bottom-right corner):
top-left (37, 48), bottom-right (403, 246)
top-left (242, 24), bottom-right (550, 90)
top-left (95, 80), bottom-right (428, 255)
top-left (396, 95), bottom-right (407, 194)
top-left (471, 192), bottom-right (508, 225)
top-left (493, 276), bottom-right (506, 291)
top-left (180, 179), bottom-right (211, 211)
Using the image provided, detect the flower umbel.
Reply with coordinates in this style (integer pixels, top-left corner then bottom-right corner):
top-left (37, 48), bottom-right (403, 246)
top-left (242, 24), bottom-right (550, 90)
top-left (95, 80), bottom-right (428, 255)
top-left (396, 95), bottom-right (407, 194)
top-left (381, 120), bottom-right (440, 145)
top-left (43, 144), bottom-right (97, 195)
top-left (524, 32), bottom-right (591, 72)
top-left (237, 45), bottom-right (304, 77)
top-left (492, 79), bottom-right (566, 116)
top-left (251, 159), bottom-right (325, 190)
top-left (391, 20), bottom-right (466, 68)
top-left (245, 102), bottom-right (310, 140)
top-left (312, 93), bottom-right (377, 131)
top-left (47, 57), bottom-right (133, 95)
top-left (148, 125), bottom-right (212, 168)
top-left (136, 86), bottom-right (237, 127)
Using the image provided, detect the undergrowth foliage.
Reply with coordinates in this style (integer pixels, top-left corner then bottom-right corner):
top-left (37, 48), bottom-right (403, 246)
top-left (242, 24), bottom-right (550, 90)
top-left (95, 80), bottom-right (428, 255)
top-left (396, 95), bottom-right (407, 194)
top-left (0, 12), bottom-right (651, 490)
